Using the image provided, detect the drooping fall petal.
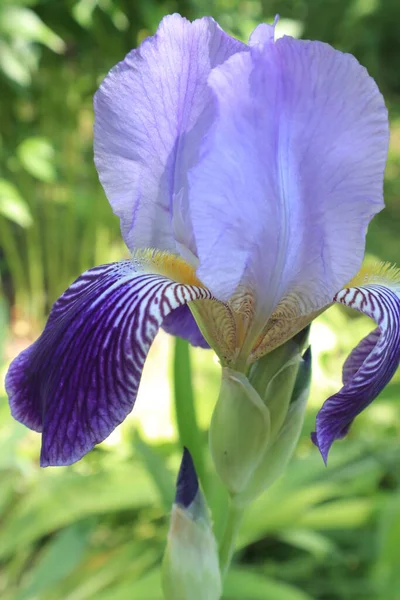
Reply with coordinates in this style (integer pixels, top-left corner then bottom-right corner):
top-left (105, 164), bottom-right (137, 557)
top-left (313, 284), bottom-right (400, 462)
top-left (6, 261), bottom-right (210, 466)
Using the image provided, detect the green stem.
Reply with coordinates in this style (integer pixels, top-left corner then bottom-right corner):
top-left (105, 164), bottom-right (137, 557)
top-left (219, 499), bottom-right (244, 578)
top-left (173, 337), bottom-right (205, 488)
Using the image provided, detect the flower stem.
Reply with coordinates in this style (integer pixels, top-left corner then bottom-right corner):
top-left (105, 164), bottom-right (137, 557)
top-left (218, 499), bottom-right (244, 578)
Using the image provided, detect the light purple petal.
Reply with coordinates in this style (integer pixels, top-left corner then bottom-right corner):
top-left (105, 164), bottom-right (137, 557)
top-left (188, 34), bottom-right (389, 310)
top-left (313, 285), bottom-right (400, 462)
top-left (248, 16), bottom-right (278, 46)
top-left (162, 305), bottom-right (209, 348)
top-left (94, 14), bottom-right (245, 255)
top-left (5, 261), bottom-right (210, 466)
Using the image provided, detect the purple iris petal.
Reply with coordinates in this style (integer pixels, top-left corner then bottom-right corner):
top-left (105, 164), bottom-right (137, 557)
top-left (189, 33), bottom-right (389, 307)
top-left (6, 261), bottom-right (210, 466)
top-left (248, 17), bottom-right (278, 46)
top-left (162, 305), bottom-right (209, 348)
top-left (342, 327), bottom-right (381, 384)
top-left (313, 285), bottom-right (400, 462)
top-left (94, 14), bottom-right (245, 258)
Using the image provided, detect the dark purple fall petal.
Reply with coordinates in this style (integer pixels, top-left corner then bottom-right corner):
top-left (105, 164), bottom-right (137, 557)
top-left (5, 261), bottom-right (210, 467)
top-left (162, 305), bottom-right (209, 348)
top-left (175, 447), bottom-right (199, 508)
top-left (313, 285), bottom-right (400, 462)
top-left (342, 327), bottom-right (381, 384)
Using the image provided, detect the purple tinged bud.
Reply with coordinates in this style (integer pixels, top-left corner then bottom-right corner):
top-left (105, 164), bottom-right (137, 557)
top-left (162, 448), bottom-right (221, 600)
top-left (175, 447), bottom-right (199, 509)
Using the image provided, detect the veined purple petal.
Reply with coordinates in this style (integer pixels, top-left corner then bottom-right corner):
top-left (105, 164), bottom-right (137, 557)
top-left (248, 16), bottom-right (278, 46)
top-left (162, 305), bottom-right (209, 348)
top-left (189, 32), bottom-right (389, 311)
top-left (5, 261), bottom-right (210, 467)
top-left (94, 14), bottom-right (245, 257)
top-left (342, 327), bottom-right (381, 384)
top-left (313, 285), bottom-right (400, 462)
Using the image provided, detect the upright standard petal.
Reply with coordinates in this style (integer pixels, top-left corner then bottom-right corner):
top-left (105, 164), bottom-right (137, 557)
top-left (6, 261), bottom-right (210, 466)
top-left (188, 32), bottom-right (389, 313)
top-left (94, 14), bottom-right (245, 255)
top-left (313, 283), bottom-right (400, 462)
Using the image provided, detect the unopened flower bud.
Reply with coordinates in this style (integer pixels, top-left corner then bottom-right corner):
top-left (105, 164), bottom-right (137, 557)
top-left (236, 347), bottom-right (312, 505)
top-left (209, 368), bottom-right (270, 495)
top-left (162, 448), bottom-right (222, 600)
top-left (210, 328), bottom-right (312, 507)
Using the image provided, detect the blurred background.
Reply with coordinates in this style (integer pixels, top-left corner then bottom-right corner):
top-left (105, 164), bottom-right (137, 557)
top-left (0, 1), bottom-right (400, 599)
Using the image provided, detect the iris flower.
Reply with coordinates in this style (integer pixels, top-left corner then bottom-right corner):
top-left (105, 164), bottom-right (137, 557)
top-left (6, 15), bottom-right (398, 467)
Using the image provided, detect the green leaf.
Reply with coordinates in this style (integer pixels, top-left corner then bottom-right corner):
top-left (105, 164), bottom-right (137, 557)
top-left (0, 463), bottom-right (156, 560)
top-left (95, 568), bottom-right (163, 600)
top-left (17, 137), bottom-right (56, 182)
top-left (279, 529), bottom-right (338, 559)
top-left (50, 543), bottom-right (160, 600)
top-left (134, 432), bottom-right (175, 510)
top-left (16, 521), bottom-right (94, 600)
top-left (224, 568), bottom-right (314, 600)
top-left (0, 40), bottom-right (32, 86)
top-left (371, 492), bottom-right (400, 593)
top-left (72, 0), bottom-right (98, 28)
top-left (298, 497), bottom-right (375, 529)
top-left (0, 6), bottom-right (65, 53)
top-left (0, 179), bottom-right (32, 227)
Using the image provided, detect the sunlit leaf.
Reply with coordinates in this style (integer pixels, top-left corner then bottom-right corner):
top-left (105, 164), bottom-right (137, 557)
top-left (0, 179), bottom-right (32, 227)
top-left (95, 568), bottom-right (163, 600)
top-left (72, 0), bottom-right (98, 28)
top-left (224, 568), bottom-right (313, 600)
top-left (16, 521), bottom-right (94, 600)
top-left (279, 528), bottom-right (338, 559)
top-left (134, 432), bottom-right (175, 511)
top-left (0, 6), bottom-right (65, 53)
top-left (0, 463), bottom-right (156, 560)
top-left (17, 137), bottom-right (56, 182)
top-left (0, 40), bottom-right (32, 86)
top-left (371, 493), bottom-right (400, 594)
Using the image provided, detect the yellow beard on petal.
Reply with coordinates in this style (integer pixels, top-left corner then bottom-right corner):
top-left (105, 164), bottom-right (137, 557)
top-left (131, 248), bottom-right (239, 364)
top-left (131, 248), bottom-right (261, 368)
top-left (131, 248), bottom-right (205, 287)
top-left (346, 260), bottom-right (400, 289)
top-left (130, 248), bottom-right (325, 370)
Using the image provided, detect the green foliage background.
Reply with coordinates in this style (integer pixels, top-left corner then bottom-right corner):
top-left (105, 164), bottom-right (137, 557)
top-left (0, 1), bottom-right (400, 599)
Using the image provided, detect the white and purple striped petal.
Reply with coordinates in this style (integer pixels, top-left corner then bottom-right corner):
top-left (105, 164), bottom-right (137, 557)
top-left (342, 327), bottom-right (381, 384)
top-left (313, 285), bottom-right (400, 462)
top-left (188, 31), bottom-right (389, 314)
top-left (94, 14), bottom-right (245, 258)
top-left (5, 261), bottom-right (210, 466)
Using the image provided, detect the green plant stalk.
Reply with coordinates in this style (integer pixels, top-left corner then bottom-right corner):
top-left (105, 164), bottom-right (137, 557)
top-left (25, 202), bottom-right (46, 323)
top-left (218, 499), bottom-right (244, 578)
top-left (0, 218), bottom-right (28, 310)
top-left (43, 190), bottom-right (60, 307)
top-left (173, 337), bottom-right (206, 490)
top-left (79, 196), bottom-right (97, 275)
